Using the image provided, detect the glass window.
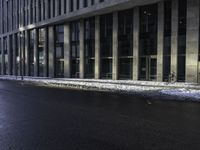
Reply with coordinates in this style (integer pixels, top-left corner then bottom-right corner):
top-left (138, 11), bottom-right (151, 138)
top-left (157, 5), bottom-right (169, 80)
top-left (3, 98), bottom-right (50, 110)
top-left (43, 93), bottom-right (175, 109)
top-left (139, 4), bottom-right (158, 81)
top-left (84, 17), bottom-right (95, 78)
top-left (70, 22), bottom-right (80, 78)
top-left (100, 13), bottom-right (113, 79)
top-left (29, 30), bottom-right (35, 76)
top-left (118, 9), bottom-right (133, 79)
top-left (55, 25), bottom-right (64, 78)
top-left (177, 0), bottom-right (187, 82)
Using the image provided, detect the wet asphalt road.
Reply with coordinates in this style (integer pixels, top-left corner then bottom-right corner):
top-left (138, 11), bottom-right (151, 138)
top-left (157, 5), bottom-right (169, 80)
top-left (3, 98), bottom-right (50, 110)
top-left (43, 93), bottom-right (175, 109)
top-left (0, 80), bottom-right (200, 150)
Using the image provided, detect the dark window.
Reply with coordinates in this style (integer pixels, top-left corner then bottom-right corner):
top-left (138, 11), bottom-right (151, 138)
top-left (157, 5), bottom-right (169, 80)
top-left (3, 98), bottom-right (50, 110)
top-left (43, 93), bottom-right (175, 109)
top-left (70, 22), bottom-right (80, 78)
top-left (84, 17), bottom-right (95, 78)
top-left (55, 25), bottom-right (64, 78)
top-left (177, 0), bottom-right (187, 82)
top-left (29, 30), bottom-right (34, 76)
top-left (100, 13), bottom-right (113, 79)
top-left (163, 0), bottom-right (172, 81)
top-left (118, 9), bottom-right (133, 79)
top-left (139, 4), bottom-right (158, 81)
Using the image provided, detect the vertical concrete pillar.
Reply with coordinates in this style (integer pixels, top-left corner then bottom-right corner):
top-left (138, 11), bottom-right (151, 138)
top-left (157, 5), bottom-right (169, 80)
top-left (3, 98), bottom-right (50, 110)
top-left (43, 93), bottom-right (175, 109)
top-left (7, 35), bottom-right (11, 75)
top-left (133, 7), bottom-right (139, 81)
top-left (48, 26), bottom-right (55, 78)
top-left (171, 0), bottom-right (178, 81)
top-left (28, 0), bottom-right (31, 25)
top-left (186, 0), bottom-right (200, 83)
top-left (0, 0), bottom-right (2, 34)
top-left (95, 16), bottom-right (100, 79)
top-left (64, 23), bottom-right (71, 78)
top-left (12, 34), bottom-right (16, 76)
top-left (157, 1), bottom-right (164, 82)
top-left (112, 12), bottom-right (118, 80)
top-left (74, 0), bottom-right (77, 11)
top-left (45, 0), bottom-right (49, 19)
top-left (95, 0), bottom-right (99, 5)
top-left (79, 0), bottom-right (83, 9)
top-left (80, 20), bottom-right (85, 78)
top-left (61, 0), bottom-right (65, 15)
top-left (34, 29), bottom-right (38, 76)
top-left (44, 28), bottom-right (48, 77)
top-left (36, 0), bottom-right (39, 22)
top-left (50, 0), bottom-right (54, 18)
top-left (55, 0), bottom-right (59, 16)
top-left (67, 0), bottom-right (71, 13)
top-left (25, 30), bottom-right (29, 76)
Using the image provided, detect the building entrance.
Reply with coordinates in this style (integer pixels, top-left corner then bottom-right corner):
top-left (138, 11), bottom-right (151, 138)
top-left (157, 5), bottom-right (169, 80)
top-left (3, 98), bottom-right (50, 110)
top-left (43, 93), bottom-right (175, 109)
top-left (140, 56), bottom-right (157, 81)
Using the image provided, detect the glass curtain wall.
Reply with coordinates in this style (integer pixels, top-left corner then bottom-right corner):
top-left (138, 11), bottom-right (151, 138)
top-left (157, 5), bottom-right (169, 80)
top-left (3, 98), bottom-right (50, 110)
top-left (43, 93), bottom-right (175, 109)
top-left (0, 39), bottom-right (1, 74)
top-left (163, 0), bottom-right (172, 81)
top-left (9, 35), bottom-right (13, 75)
top-left (71, 22), bottom-right (80, 78)
top-left (3, 37), bottom-right (8, 75)
top-left (177, 0), bottom-right (187, 82)
top-left (84, 17), bottom-right (95, 78)
top-left (29, 30), bottom-right (35, 76)
top-left (118, 9), bottom-right (133, 79)
top-left (100, 13), bottom-right (113, 79)
top-left (55, 25), bottom-right (64, 78)
top-left (38, 28), bottom-right (45, 77)
top-left (139, 4), bottom-right (158, 81)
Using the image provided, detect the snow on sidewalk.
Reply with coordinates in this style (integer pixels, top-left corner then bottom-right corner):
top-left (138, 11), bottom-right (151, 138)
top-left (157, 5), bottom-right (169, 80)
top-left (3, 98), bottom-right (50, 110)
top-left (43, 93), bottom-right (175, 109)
top-left (0, 75), bottom-right (200, 101)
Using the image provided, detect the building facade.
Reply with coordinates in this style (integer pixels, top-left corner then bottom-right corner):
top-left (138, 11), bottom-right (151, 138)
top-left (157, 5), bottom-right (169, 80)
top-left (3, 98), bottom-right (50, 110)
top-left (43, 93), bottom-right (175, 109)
top-left (0, 0), bottom-right (199, 83)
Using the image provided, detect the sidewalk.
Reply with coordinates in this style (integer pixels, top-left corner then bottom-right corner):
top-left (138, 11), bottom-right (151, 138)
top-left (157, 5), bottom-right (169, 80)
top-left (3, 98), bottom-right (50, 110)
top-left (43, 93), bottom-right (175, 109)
top-left (0, 75), bottom-right (200, 101)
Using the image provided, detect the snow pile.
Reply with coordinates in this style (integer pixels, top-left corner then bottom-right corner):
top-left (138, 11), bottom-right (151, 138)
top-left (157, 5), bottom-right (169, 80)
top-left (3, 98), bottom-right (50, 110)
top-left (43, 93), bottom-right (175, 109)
top-left (160, 89), bottom-right (200, 100)
top-left (1, 75), bottom-right (200, 101)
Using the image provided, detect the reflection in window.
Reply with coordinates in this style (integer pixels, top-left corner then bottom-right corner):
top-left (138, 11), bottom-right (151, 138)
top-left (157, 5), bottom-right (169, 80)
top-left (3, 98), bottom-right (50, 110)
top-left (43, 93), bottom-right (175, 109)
top-left (100, 13), bottom-right (113, 79)
top-left (177, 0), bottom-right (187, 82)
top-left (55, 25), bottom-right (64, 78)
top-left (70, 22), bottom-right (80, 78)
top-left (84, 17), bottom-right (95, 78)
top-left (29, 30), bottom-right (34, 76)
top-left (38, 28), bottom-right (45, 77)
top-left (118, 9), bottom-right (133, 79)
top-left (139, 4), bottom-right (158, 81)
top-left (163, 0), bottom-right (172, 81)
top-left (3, 37), bottom-right (8, 75)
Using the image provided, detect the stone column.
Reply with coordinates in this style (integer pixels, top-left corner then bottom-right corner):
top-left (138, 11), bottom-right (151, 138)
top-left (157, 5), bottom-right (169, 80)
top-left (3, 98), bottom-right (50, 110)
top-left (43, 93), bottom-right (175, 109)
top-left (12, 34), bottom-right (16, 76)
top-left (133, 7), bottom-right (139, 81)
top-left (95, 0), bottom-right (99, 5)
top-left (171, 0), bottom-right (178, 81)
top-left (44, 28), bottom-right (48, 77)
top-left (157, 1), bottom-right (164, 82)
top-left (51, 0), bottom-right (54, 18)
top-left (95, 16), bottom-right (100, 79)
top-left (67, 0), bottom-right (71, 13)
top-left (55, 0), bottom-right (59, 16)
top-left (36, 0), bottom-right (39, 22)
top-left (45, 0), bottom-right (49, 19)
top-left (80, 19), bottom-right (85, 79)
top-left (64, 24), bottom-right (71, 78)
top-left (34, 29), bottom-right (38, 76)
top-left (48, 26), bottom-right (55, 77)
top-left (25, 30), bottom-right (29, 76)
top-left (64, 23), bottom-right (71, 78)
top-left (186, 0), bottom-right (200, 83)
top-left (79, 0), bottom-right (83, 9)
top-left (73, 0), bottom-right (77, 11)
top-left (61, 0), bottom-right (65, 15)
top-left (112, 12), bottom-right (118, 80)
